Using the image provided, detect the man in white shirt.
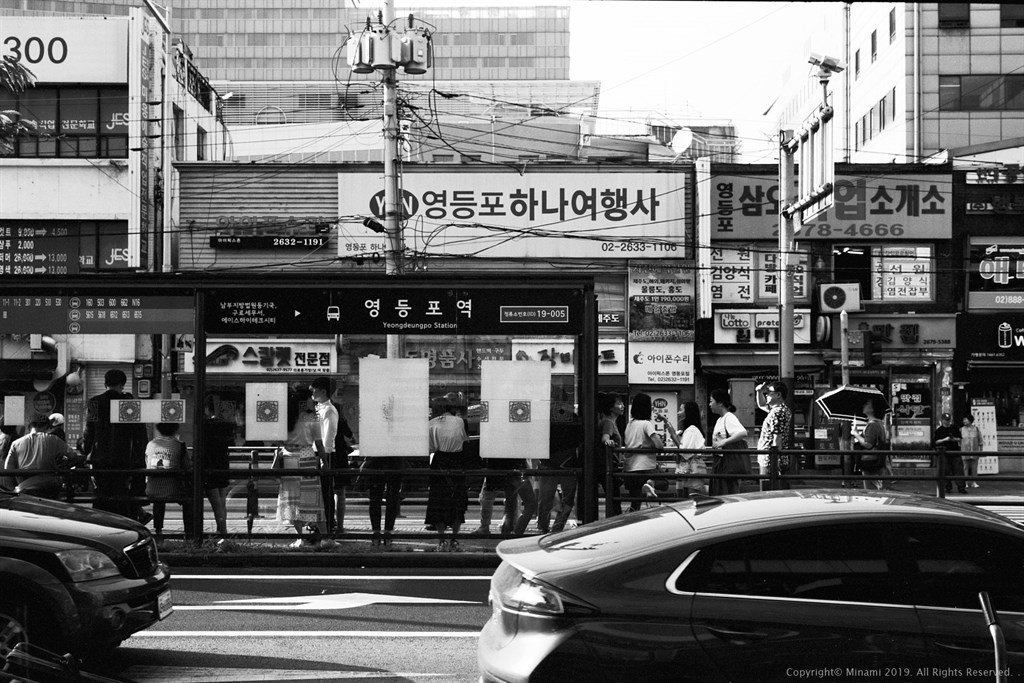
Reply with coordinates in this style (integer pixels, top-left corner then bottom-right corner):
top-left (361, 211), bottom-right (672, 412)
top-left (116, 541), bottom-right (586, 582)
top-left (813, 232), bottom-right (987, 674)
top-left (309, 376), bottom-right (341, 535)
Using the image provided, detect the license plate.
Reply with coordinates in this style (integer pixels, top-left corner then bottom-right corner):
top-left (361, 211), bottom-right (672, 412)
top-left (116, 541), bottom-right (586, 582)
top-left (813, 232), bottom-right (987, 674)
top-left (157, 588), bottom-right (173, 620)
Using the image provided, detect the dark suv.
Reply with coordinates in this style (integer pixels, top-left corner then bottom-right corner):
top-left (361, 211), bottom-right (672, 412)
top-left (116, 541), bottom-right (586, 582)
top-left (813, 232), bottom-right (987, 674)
top-left (0, 491), bottom-right (172, 659)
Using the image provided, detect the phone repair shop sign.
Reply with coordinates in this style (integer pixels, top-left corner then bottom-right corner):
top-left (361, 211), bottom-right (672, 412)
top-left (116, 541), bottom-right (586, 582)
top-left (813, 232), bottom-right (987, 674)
top-left (711, 172), bottom-right (950, 241)
top-left (627, 342), bottom-right (694, 385)
top-left (714, 309), bottom-right (812, 345)
top-left (338, 170), bottom-right (688, 259)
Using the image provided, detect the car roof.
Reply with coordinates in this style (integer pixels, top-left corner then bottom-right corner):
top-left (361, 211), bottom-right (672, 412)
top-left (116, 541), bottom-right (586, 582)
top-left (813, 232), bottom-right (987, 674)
top-left (676, 488), bottom-right (1023, 534)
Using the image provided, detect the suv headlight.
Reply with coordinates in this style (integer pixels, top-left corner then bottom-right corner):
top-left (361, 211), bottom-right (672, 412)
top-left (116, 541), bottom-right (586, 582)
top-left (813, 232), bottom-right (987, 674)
top-left (56, 549), bottom-right (121, 581)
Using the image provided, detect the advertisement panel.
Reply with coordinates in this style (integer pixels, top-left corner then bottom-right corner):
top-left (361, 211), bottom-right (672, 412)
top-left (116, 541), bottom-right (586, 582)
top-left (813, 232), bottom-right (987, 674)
top-left (627, 262), bottom-right (695, 342)
top-left (967, 237), bottom-right (1024, 309)
top-left (338, 171), bottom-right (688, 259)
top-left (708, 245), bottom-right (809, 304)
top-left (711, 173), bottom-right (950, 241)
top-left (959, 314), bottom-right (1024, 363)
top-left (713, 309), bottom-right (811, 346)
top-left (627, 341), bottom-right (694, 385)
top-left (2, 17), bottom-right (129, 83)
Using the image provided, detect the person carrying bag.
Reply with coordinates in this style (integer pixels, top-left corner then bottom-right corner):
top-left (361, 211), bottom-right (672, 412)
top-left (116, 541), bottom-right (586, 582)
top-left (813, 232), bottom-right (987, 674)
top-left (709, 388), bottom-right (750, 495)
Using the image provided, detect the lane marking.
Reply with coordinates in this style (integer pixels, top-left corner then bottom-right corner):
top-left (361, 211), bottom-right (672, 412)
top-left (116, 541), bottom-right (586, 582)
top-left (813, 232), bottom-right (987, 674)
top-left (134, 631), bottom-right (480, 637)
top-left (173, 575), bottom-right (491, 580)
top-left (174, 592), bottom-right (480, 611)
top-left (122, 666), bottom-right (458, 681)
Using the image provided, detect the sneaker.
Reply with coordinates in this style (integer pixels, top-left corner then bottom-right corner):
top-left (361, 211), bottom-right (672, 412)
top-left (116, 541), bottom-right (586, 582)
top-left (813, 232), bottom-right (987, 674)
top-left (470, 526), bottom-right (492, 536)
top-left (971, 482), bottom-right (980, 488)
top-left (436, 540), bottom-right (449, 552)
top-left (288, 539), bottom-right (305, 549)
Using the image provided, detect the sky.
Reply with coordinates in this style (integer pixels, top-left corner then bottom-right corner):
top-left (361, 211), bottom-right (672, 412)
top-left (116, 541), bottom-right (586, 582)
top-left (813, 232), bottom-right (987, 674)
top-left (399, 0), bottom-right (843, 163)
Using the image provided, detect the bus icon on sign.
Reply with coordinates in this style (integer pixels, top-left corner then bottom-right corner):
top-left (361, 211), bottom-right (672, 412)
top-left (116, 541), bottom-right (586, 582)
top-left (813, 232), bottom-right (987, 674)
top-left (326, 306), bottom-right (340, 321)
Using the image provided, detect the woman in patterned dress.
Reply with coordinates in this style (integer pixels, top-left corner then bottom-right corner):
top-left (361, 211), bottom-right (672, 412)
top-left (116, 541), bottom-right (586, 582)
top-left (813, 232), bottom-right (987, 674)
top-left (274, 388), bottom-right (326, 546)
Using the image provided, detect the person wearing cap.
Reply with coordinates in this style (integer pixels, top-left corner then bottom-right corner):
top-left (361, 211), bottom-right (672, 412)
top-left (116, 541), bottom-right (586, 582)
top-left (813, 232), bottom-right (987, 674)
top-left (755, 381), bottom-right (793, 490)
top-left (934, 412), bottom-right (966, 494)
top-left (48, 413), bottom-right (66, 442)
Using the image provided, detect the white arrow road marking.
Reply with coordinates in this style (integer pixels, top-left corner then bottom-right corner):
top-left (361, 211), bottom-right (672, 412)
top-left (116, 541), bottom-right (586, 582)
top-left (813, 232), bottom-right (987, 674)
top-left (174, 592), bottom-right (479, 611)
top-left (121, 666), bottom-right (457, 681)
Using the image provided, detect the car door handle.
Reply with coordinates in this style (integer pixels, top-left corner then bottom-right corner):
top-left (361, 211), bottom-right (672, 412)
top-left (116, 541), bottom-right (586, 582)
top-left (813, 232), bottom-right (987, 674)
top-left (704, 625), bottom-right (769, 643)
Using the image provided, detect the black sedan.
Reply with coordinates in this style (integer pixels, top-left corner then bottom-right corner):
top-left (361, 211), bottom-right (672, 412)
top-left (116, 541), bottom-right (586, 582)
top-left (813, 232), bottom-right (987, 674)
top-left (479, 490), bottom-right (1023, 682)
top-left (0, 491), bottom-right (172, 659)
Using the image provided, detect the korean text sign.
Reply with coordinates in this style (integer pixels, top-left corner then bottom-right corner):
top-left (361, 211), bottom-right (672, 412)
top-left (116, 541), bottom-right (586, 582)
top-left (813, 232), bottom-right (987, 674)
top-left (711, 173), bottom-right (950, 241)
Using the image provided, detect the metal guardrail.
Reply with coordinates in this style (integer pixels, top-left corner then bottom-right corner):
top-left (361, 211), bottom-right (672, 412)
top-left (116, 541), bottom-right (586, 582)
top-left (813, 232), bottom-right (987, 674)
top-left (2, 445), bottom-right (1021, 541)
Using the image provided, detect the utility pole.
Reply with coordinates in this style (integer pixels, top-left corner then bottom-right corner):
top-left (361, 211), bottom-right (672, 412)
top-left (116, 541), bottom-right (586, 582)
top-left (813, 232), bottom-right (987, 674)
top-left (778, 130), bottom-right (797, 402)
top-left (381, 0), bottom-right (403, 277)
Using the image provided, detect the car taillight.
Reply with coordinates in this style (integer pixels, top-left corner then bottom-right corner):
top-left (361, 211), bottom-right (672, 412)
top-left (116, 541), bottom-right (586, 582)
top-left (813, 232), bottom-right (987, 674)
top-left (492, 564), bottom-right (595, 617)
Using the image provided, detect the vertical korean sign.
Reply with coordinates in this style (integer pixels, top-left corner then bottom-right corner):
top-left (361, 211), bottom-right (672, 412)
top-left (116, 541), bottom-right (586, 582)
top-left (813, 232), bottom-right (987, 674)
top-left (627, 261), bottom-right (695, 385)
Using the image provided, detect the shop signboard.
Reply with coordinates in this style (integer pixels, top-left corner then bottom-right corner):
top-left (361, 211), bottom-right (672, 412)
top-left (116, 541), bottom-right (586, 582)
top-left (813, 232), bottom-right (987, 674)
top-left (338, 171), bottom-right (688, 259)
top-left (834, 315), bottom-right (955, 351)
top-left (967, 237), bottom-right (1024, 309)
top-left (714, 309), bottom-right (811, 345)
top-left (707, 245), bottom-right (808, 304)
top-left (959, 314), bottom-right (1024, 363)
top-left (404, 340), bottom-right (510, 371)
top-left (890, 373), bottom-right (931, 454)
top-left (597, 339), bottom-right (625, 375)
top-left (710, 172), bottom-right (950, 241)
top-left (204, 286), bottom-right (585, 336)
top-left (627, 262), bottom-right (695, 342)
top-left (627, 341), bottom-right (694, 385)
top-left (511, 339), bottom-right (576, 375)
top-left (184, 339), bottom-right (337, 374)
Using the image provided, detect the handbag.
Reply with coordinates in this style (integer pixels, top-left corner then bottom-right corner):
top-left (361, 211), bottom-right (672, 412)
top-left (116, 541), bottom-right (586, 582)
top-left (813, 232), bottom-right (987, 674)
top-left (718, 425), bottom-right (752, 475)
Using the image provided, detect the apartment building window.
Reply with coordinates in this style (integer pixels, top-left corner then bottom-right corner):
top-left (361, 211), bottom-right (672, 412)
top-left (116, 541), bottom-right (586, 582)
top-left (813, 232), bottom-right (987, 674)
top-left (1000, 4), bottom-right (1024, 28)
top-left (0, 86), bottom-right (129, 158)
top-left (173, 105), bottom-right (184, 160)
top-left (871, 30), bottom-right (877, 62)
top-left (854, 50), bottom-right (860, 78)
top-left (939, 75), bottom-right (1024, 110)
top-left (197, 125), bottom-right (207, 161)
top-left (854, 121), bottom-right (860, 151)
top-left (889, 8), bottom-right (897, 42)
top-left (938, 3), bottom-right (971, 27)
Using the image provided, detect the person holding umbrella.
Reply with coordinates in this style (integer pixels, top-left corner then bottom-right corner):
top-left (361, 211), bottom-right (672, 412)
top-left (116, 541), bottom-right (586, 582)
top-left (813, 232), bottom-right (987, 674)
top-left (852, 397), bottom-right (888, 490)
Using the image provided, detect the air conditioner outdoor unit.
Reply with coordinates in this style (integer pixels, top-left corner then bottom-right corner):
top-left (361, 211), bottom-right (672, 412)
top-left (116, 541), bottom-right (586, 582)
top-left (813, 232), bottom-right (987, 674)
top-left (819, 283), bottom-right (862, 313)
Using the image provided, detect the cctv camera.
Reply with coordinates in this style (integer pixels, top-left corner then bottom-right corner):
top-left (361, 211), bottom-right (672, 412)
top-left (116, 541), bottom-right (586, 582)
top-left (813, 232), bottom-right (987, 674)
top-left (808, 52), bottom-right (846, 73)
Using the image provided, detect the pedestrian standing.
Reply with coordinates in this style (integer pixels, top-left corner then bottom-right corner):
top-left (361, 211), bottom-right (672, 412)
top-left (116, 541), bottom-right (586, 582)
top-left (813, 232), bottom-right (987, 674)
top-left (709, 388), bottom-right (749, 495)
top-left (852, 398), bottom-right (888, 490)
top-left (596, 392), bottom-right (624, 516)
top-left (622, 393), bottom-right (664, 512)
top-left (425, 393), bottom-right (471, 551)
top-left (309, 376), bottom-right (341, 537)
top-left (934, 412), bottom-right (966, 494)
top-left (960, 414), bottom-right (983, 488)
top-left (667, 401), bottom-right (708, 497)
top-left (3, 419), bottom-right (83, 499)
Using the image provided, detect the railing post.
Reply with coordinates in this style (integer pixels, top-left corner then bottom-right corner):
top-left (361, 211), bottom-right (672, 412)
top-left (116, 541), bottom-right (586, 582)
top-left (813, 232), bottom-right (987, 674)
top-left (936, 446), bottom-right (947, 498)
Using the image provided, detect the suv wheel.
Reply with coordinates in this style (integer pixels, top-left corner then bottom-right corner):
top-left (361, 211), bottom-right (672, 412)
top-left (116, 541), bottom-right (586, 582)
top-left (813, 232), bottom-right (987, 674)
top-left (0, 598), bottom-right (60, 659)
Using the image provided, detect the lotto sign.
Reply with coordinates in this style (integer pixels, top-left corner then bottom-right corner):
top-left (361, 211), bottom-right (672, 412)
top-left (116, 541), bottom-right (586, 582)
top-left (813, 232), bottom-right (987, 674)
top-left (338, 171), bottom-right (688, 259)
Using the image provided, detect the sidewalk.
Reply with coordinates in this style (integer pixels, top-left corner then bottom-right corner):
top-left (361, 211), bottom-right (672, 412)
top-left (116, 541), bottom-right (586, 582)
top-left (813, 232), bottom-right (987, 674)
top-left (157, 475), bottom-right (1023, 568)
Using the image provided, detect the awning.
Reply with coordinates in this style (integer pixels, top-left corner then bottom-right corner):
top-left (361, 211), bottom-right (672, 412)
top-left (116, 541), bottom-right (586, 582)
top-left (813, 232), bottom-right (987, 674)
top-left (698, 351), bottom-right (824, 375)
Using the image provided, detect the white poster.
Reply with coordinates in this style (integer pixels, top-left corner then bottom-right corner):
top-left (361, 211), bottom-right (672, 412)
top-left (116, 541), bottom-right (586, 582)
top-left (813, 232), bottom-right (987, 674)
top-left (245, 383), bottom-right (288, 442)
top-left (359, 358), bottom-right (429, 458)
top-left (111, 399), bottom-right (186, 424)
top-left (480, 360), bottom-right (550, 460)
top-left (971, 399), bottom-right (999, 475)
top-left (1, 17), bottom-right (130, 83)
top-left (3, 396), bottom-right (26, 427)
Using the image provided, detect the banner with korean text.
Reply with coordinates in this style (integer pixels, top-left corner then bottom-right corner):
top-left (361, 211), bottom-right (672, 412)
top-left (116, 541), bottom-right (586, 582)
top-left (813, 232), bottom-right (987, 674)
top-left (338, 170), bottom-right (688, 259)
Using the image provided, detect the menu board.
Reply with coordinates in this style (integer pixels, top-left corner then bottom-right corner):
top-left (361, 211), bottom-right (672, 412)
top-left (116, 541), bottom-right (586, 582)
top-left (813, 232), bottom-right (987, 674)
top-left (0, 223), bottom-right (80, 276)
